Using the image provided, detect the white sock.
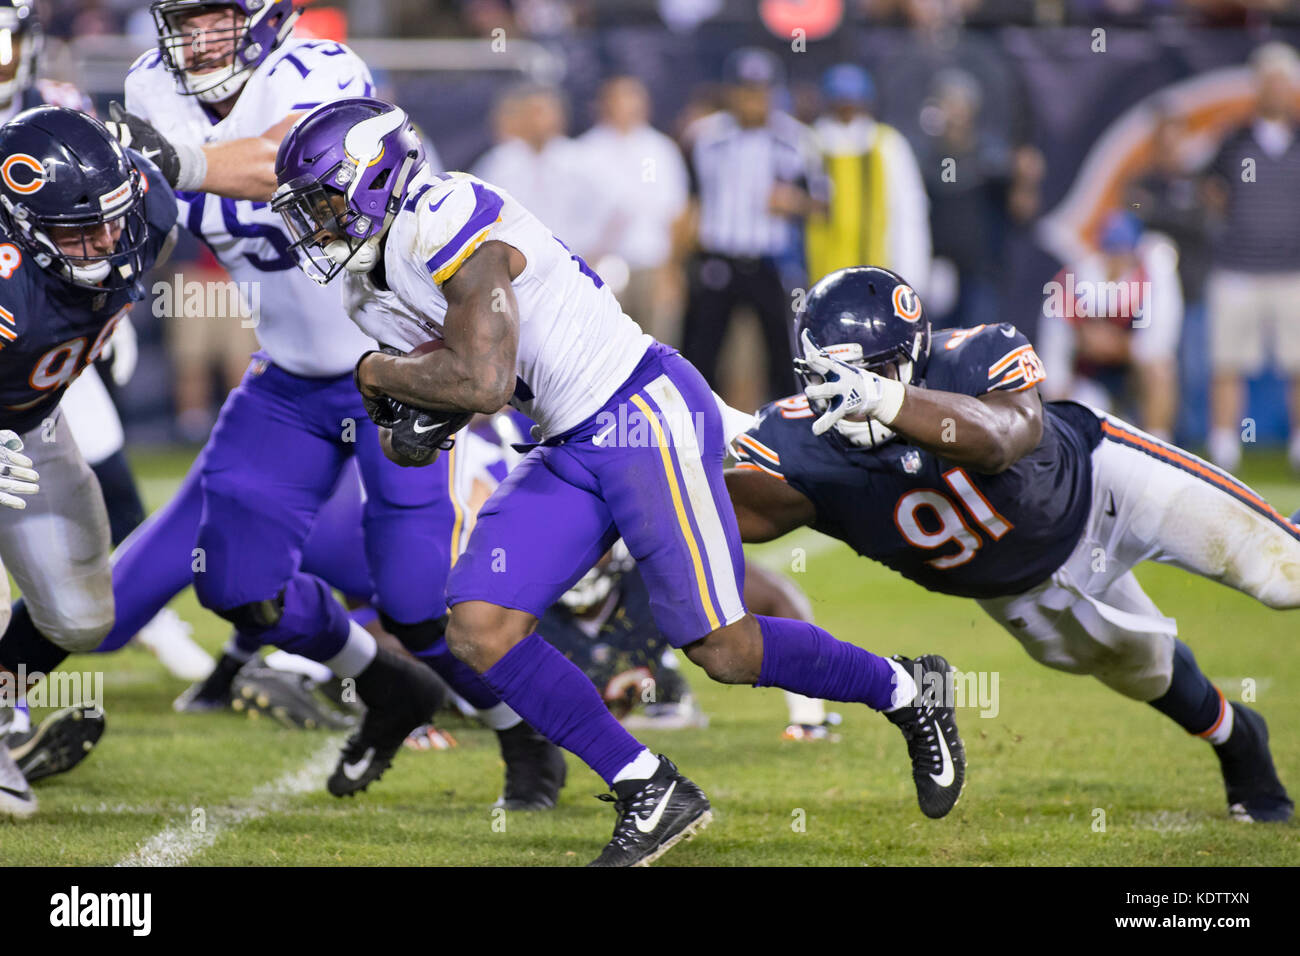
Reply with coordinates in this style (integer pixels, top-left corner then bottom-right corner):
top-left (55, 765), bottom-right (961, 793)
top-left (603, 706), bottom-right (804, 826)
top-left (884, 658), bottom-right (917, 712)
top-left (785, 691), bottom-right (827, 726)
top-left (1204, 696), bottom-right (1235, 746)
top-left (476, 701), bottom-right (524, 731)
top-left (324, 619), bottom-right (378, 678)
top-left (1208, 428), bottom-right (1241, 471)
top-left (221, 637), bottom-right (257, 663)
top-left (611, 748), bottom-right (659, 784)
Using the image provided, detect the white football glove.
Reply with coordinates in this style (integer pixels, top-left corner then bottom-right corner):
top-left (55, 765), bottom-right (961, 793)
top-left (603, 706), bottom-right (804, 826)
top-left (0, 430), bottom-right (39, 510)
top-left (102, 315), bottom-right (139, 386)
top-left (800, 329), bottom-right (906, 438)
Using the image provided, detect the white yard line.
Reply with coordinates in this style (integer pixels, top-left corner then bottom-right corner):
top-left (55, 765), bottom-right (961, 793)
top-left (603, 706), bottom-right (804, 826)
top-left (115, 736), bottom-right (343, 867)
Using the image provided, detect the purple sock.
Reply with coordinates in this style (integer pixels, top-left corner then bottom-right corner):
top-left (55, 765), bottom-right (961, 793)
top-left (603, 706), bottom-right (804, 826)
top-left (754, 615), bottom-right (897, 711)
top-left (482, 633), bottom-right (646, 785)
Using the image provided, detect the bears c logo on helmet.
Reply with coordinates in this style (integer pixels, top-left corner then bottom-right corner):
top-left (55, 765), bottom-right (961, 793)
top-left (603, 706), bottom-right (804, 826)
top-left (1, 153), bottom-right (46, 195)
top-left (892, 284), bottom-right (921, 322)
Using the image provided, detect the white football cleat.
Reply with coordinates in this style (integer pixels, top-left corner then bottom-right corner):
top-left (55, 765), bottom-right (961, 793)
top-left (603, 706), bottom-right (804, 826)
top-left (134, 608), bottom-right (214, 681)
top-left (0, 708), bottom-right (36, 819)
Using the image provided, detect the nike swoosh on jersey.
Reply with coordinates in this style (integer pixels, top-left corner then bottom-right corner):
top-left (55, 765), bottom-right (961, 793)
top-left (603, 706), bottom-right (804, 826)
top-left (427, 192), bottom-right (452, 214)
top-left (342, 749), bottom-right (375, 781)
top-left (929, 724), bottom-right (955, 788)
top-left (634, 780), bottom-right (677, 833)
top-left (592, 422), bottom-right (618, 446)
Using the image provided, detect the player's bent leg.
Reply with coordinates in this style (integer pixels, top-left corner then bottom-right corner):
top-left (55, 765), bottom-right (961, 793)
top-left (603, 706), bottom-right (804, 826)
top-left (979, 565), bottom-right (1292, 821)
top-left (0, 418), bottom-right (114, 656)
top-left (1095, 415), bottom-right (1300, 609)
top-left (593, 349), bottom-right (963, 816)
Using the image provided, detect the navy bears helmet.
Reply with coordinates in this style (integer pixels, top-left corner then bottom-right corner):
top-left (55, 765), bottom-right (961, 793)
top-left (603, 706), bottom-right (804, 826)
top-left (795, 265), bottom-right (931, 448)
top-left (0, 106), bottom-right (151, 292)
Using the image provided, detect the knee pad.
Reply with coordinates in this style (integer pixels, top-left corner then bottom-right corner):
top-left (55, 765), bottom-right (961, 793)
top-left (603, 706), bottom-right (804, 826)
top-left (213, 590), bottom-right (286, 635)
top-left (378, 611), bottom-right (447, 655)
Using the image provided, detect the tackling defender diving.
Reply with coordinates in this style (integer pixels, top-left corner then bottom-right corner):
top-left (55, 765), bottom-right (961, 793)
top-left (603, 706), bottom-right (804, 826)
top-left (727, 265), bottom-right (1293, 823)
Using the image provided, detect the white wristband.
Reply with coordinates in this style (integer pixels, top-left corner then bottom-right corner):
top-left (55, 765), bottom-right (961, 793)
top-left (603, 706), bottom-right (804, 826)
top-left (875, 376), bottom-right (906, 426)
top-left (173, 141), bottom-right (208, 192)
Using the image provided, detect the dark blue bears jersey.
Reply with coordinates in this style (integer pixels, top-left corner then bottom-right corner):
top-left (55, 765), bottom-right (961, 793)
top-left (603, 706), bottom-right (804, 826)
top-left (733, 323), bottom-right (1103, 599)
top-left (0, 151), bottom-right (176, 434)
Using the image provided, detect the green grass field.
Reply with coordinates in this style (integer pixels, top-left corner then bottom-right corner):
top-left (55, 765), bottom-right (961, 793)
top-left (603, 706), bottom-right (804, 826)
top-left (2, 447), bottom-right (1298, 866)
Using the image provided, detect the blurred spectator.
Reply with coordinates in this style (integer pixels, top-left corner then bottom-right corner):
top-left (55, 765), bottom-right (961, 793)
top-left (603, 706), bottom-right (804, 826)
top-left (680, 47), bottom-right (827, 403)
top-left (1126, 105), bottom-right (1214, 444)
top-left (578, 75), bottom-right (690, 345)
top-left (1203, 42), bottom-right (1300, 471)
top-left (804, 63), bottom-right (931, 291)
top-left (166, 249), bottom-right (261, 443)
top-left (472, 83), bottom-right (612, 260)
top-left (916, 67), bottom-right (1043, 330)
top-left (1038, 211), bottom-right (1183, 439)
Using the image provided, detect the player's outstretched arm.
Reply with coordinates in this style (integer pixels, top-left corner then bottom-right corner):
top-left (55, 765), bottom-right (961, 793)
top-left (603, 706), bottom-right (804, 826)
top-left (724, 468), bottom-right (817, 543)
top-left (107, 103), bottom-right (300, 201)
top-left (890, 386), bottom-right (1043, 475)
top-left (357, 241), bottom-right (522, 415)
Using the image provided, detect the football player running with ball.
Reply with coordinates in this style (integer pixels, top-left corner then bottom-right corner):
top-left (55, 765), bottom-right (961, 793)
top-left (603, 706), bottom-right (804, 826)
top-left (272, 98), bottom-right (968, 866)
top-left (0, 107), bottom-right (178, 818)
top-left (727, 265), bottom-right (1293, 823)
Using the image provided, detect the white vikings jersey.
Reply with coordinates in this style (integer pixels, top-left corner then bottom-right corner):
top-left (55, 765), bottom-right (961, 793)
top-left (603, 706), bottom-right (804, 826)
top-left (354, 167), bottom-right (652, 438)
top-left (125, 38), bottom-right (377, 377)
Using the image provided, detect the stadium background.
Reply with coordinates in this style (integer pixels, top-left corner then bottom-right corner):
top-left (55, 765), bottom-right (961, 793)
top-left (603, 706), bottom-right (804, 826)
top-left (38, 0), bottom-right (1300, 448)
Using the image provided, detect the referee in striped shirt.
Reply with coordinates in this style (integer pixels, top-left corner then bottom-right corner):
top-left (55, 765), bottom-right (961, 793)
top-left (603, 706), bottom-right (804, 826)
top-left (681, 48), bottom-right (827, 402)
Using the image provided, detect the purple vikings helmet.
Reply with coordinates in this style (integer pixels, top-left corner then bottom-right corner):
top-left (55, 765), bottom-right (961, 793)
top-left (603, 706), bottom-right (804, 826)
top-left (272, 97), bottom-right (426, 284)
top-left (150, 0), bottom-right (298, 103)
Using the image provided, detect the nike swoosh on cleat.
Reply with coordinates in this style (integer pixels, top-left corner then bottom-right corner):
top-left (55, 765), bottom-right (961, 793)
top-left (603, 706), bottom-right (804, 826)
top-left (411, 419), bottom-right (438, 434)
top-left (0, 784), bottom-right (30, 799)
top-left (929, 724), bottom-right (955, 788)
top-left (634, 780), bottom-right (676, 833)
top-left (341, 749), bottom-right (375, 781)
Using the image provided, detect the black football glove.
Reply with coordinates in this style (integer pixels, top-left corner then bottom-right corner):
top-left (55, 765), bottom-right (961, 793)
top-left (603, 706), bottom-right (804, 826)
top-left (354, 347), bottom-right (408, 428)
top-left (387, 407), bottom-right (474, 465)
top-left (106, 101), bottom-right (182, 187)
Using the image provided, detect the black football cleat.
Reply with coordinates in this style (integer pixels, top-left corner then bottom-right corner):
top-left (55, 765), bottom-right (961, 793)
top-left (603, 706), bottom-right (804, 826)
top-left (327, 648), bottom-right (447, 797)
top-left (885, 654), bottom-right (966, 819)
top-left (588, 755), bottom-right (712, 867)
top-left (1215, 702), bottom-right (1294, 823)
top-left (495, 722), bottom-right (567, 810)
top-left (8, 706), bottom-right (106, 783)
top-left (230, 667), bottom-right (356, 731)
top-left (173, 650), bottom-right (247, 713)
